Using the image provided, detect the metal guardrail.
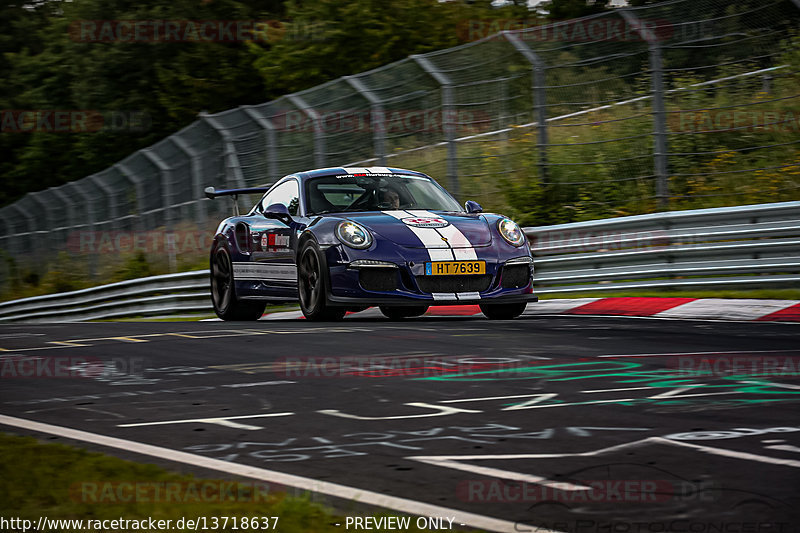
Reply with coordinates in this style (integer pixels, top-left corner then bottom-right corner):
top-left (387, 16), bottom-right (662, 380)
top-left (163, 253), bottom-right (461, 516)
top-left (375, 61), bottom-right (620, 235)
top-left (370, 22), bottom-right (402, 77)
top-left (1, 201), bottom-right (798, 322)
top-left (526, 200), bottom-right (800, 294)
top-left (0, 271), bottom-right (211, 323)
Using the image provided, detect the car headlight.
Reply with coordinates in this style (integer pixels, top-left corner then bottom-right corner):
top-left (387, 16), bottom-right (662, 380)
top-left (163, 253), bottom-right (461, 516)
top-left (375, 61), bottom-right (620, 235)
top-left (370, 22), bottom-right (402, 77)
top-left (336, 220), bottom-right (373, 249)
top-left (497, 218), bottom-right (526, 247)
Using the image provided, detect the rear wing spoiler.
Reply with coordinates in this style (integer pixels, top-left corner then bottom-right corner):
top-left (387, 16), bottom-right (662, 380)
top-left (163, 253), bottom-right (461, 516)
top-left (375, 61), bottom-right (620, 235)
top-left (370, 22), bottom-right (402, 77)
top-left (204, 186), bottom-right (270, 199)
top-left (204, 186), bottom-right (271, 216)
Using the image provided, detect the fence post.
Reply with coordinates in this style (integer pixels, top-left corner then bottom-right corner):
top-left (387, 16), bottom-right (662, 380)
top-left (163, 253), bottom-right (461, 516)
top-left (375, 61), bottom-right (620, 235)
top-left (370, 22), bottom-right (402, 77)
top-left (344, 76), bottom-right (387, 165)
top-left (24, 192), bottom-right (51, 266)
top-left (68, 180), bottom-right (99, 278)
top-left (171, 136), bottom-right (207, 225)
top-left (47, 187), bottom-right (76, 258)
top-left (5, 204), bottom-right (34, 260)
top-left (67, 181), bottom-right (96, 230)
top-left (115, 163), bottom-right (147, 230)
top-left (503, 31), bottom-right (549, 186)
top-left (142, 149), bottom-right (174, 228)
top-left (621, 10), bottom-right (669, 209)
top-left (142, 149), bottom-right (177, 271)
top-left (287, 95), bottom-right (326, 169)
top-left (48, 186), bottom-right (76, 231)
top-left (241, 106), bottom-right (280, 180)
top-left (411, 54), bottom-right (459, 198)
top-left (90, 174), bottom-right (119, 230)
top-left (200, 113), bottom-right (250, 210)
top-left (0, 207), bottom-right (15, 255)
top-left (25, 192), bottom-right (48, 232)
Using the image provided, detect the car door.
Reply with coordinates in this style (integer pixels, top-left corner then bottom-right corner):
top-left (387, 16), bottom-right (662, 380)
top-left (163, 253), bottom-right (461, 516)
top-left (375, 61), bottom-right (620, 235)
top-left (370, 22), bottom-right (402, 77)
top-left (249, 179), bottom-right (302, 295)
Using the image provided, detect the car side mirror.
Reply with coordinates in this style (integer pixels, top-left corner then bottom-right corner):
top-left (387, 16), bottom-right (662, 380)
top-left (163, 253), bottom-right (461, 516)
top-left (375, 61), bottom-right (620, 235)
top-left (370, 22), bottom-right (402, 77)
top-left (264, 203), bottom-right (292, 225)
top-left (465, 200), bottom-right (483, 214)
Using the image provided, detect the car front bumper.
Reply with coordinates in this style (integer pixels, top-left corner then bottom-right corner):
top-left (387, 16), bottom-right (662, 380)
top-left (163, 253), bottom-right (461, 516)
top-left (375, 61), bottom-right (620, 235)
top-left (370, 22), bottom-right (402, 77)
top-left (324, 243), bottom-right (537, 307)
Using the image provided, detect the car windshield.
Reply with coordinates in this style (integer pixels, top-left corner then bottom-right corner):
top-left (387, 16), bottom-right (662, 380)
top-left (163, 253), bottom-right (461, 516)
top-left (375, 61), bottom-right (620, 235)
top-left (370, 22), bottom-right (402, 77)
top-left (304, 174), bottom-right (462, 215)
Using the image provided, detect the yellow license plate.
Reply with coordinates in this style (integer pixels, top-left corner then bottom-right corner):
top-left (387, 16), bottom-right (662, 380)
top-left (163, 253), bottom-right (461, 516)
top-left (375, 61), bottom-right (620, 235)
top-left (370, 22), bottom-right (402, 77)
top-left (425, 261), bottom-right (485, 275)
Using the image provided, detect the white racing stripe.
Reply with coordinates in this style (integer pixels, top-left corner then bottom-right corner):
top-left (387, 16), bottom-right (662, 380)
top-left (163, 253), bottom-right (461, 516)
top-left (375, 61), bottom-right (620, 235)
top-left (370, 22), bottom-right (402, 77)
top-left (407, 210), bottom-right (478, 261)
top-left (456, 292), bottom-right (481, 301)
top-left (383, 210), bottom-right (454, 261)
top-left (382, 210), bottom-right (485, 294)
top-left (343, 167), bottom-right (373, 174)
top-left (432, 293), bottom-right (457, 300)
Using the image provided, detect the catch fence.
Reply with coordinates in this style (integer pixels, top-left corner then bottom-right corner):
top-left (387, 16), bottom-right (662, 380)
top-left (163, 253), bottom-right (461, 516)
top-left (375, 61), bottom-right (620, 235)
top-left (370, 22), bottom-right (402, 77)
top-left (1, 0), bottom-right (798, 292)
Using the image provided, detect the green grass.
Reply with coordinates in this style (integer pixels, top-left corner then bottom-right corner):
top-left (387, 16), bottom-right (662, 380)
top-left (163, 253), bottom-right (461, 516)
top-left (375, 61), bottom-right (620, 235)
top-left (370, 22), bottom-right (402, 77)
top-left (0, 433), bottom-right (475, 533)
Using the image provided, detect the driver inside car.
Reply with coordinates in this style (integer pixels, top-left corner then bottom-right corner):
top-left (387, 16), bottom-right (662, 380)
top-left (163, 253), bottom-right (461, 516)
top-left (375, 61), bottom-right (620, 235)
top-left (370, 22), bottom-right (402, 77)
top-left (380, 188), bottom-right (400, 209)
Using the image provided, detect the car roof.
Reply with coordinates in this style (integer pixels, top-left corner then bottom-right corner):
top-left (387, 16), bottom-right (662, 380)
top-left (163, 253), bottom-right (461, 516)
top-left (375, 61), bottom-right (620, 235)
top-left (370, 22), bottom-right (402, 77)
top-left (293, 167), bottom-right (430, 180)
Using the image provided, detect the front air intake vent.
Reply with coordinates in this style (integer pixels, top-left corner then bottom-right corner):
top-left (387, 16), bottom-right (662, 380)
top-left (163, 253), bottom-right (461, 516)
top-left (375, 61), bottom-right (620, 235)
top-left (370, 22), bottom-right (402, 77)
top-left (500, 264), bottom-right (531, 289)
top-left (359, 269), bottom-right (398, 291)
top-left (416, 275), bottom-right (492, 294)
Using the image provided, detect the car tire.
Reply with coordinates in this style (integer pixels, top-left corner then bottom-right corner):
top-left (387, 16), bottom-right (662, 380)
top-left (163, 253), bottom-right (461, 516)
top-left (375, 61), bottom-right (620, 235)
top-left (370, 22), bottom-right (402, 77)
top-left (479, 302), bottom-right (527, 320)
top-left (298, 240), bottom-right (346, 321)
top-left (379, 306), bottom-right (429, 319)
top-left (210, 245), bottom-right (266, 321)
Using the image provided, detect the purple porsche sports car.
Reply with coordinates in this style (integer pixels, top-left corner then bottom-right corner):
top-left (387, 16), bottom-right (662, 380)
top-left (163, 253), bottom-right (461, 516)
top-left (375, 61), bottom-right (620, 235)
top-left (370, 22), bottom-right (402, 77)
top-left (206, 167), bottom-right (536, 321)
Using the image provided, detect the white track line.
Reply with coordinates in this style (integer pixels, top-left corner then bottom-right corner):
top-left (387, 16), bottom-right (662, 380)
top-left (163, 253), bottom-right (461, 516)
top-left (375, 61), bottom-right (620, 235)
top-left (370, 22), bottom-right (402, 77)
top-left (0, 414), bottom-right (558, 533)
top-left (598, 349), bottom-right (800, 358)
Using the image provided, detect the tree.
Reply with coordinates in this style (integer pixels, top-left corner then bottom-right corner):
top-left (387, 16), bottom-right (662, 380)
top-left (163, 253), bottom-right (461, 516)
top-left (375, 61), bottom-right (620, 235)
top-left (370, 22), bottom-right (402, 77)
top-left (544, 0), bottom-right (611, 20)
top-left (247, 0), bottom-right (529, 95)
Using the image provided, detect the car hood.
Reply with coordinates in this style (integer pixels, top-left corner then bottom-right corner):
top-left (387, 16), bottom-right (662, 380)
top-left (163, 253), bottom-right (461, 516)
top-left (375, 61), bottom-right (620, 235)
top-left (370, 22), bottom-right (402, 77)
top-left (341, 211), bottom-right (492, 248)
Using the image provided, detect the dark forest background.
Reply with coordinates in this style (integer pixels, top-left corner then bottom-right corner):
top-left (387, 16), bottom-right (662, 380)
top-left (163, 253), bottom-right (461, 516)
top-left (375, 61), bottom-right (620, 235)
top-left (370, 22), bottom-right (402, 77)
top-left (0, 0), bottom-right (659, 206)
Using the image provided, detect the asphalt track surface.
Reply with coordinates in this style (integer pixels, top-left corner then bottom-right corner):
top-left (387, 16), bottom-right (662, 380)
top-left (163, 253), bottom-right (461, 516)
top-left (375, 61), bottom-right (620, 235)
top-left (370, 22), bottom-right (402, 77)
top-left (2, 314), bottom-right (800, 532)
